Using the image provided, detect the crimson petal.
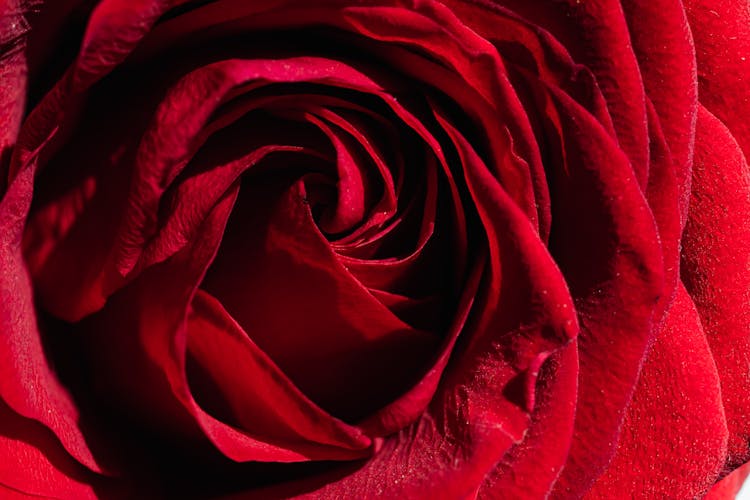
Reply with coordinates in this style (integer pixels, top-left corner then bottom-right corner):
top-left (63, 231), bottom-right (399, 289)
top-left (681, 106), bottom-right (750, 469)
top-left (587, 284), bottom-right (728, 498)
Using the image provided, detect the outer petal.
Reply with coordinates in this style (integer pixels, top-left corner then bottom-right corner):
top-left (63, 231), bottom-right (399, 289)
top-left (1, 0), bottom-right (187, 481)
top-left (492, 0), bottom-right (649, 183)
top-left (9, 0), bottom-right (174, 181)
top-left (0, 399), bottom-right (94, 499)
top-left (621, 0), bottom-right (697, 220)
top-left (681, 106), bottom-right (750, 468)
top-left (1, 0), bottom-right (166, 486)
top-left (444, 7), bottom-right (668, 494)
top-left (538, 83), bottom-right (663, 498)
top-left (586, 284), bottom-right (727, 498)
top-left (686, 0), bottom-right (750, 157)
top-left (0, 165), bottom-right (108, 476)
top-left (706, 461), bottom-right (750, 500)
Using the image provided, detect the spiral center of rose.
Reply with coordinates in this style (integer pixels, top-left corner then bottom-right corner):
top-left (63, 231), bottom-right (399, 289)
top-left (25, 43), bottom-right (476, 427)
top-left (190, 80), bottom-right (465, 421)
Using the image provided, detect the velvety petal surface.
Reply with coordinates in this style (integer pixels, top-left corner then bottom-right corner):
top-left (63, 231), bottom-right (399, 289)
top-left (622, 0), bottom-right (697, 220)
top-left (534, 78), bottom-right (663, 499)
top-left (4, 0), bottom-right (747, 497)
top-left (681, 106), bottom-right (750, 469)
top-left (686, 0), bottom-right (750, 156)
top-left (587, 284), bottom-right (727, 499)
top-left (706, 461), bottom-right (750, 500)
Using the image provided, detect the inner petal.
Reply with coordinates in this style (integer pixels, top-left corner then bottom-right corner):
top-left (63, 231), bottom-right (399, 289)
top-left (201, 172), bottom-right (440, 422)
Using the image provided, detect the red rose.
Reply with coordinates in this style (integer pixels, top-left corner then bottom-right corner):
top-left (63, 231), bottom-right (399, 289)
top-left (1, 0), bottom-right (748, 498)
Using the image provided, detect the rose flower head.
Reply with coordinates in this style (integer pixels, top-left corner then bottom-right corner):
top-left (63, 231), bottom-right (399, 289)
top-left (1, 0), bottom-right (749, 498)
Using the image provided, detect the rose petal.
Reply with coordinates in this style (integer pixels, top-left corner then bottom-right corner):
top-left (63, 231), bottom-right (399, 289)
top-left (477, 342), bottom-right (578, 499)
top-left (0, 397), bottom-right (98, 499)
top-left (131, 0), bottom-right (548, 232)
top-left (81, 186), bottom-right (350, 463)
top-left (622, 0), bottom-right (697, 221)
top-left (489, 0), bottom-right (649, 184)
top-left (1, 1), bottom-right (114, 479)
top-left (681, 106), bottom-right (750, 468)
top-left (0, 0), bottom-right (27, 184)
top-left (440, 0), bottom-right (617, 237)
top-left (587, 283), bottom-right (728, 499)
top-left (686, 0), bottom-right (750, 157)
top-left (642, 100), bottom-right (682, 327)
top-left (706, 461), bottom-right (750, 500)
top-left (530, 84), bottom-right (664, 498)
top-left (187, 289), bottom-right (372, 458)
top-left (202, 178), bottom-right (439, 422)
top-left (9, 0), bottom-right (175, 181)
top-left (245, 104), bottom-right (577, 499)
top-left (0, 164), bottom-right (108, 474)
